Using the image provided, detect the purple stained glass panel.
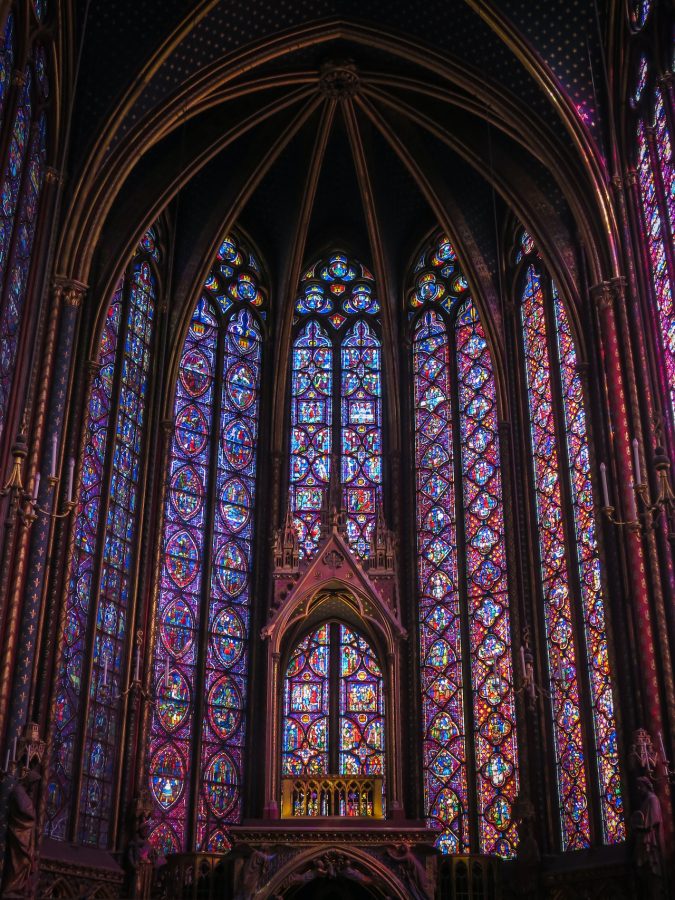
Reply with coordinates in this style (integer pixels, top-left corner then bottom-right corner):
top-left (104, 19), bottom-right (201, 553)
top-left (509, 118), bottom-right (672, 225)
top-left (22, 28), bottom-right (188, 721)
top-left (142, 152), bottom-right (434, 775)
top-left (47, 288), bottom-right (124, 840)
top-left (0, 14), bottom-right (14, 130)
top-left (0, 112), bottom-right (46, 444)
top-left (339, 626), bottom-right (385, 783)
top-left (289, 320), bottom-right (332, 557)
top-left (148, 234), bottom-right (263, 854)
top-left (148, 299), bottom-right (217, 855)
top-left (79, 261), bottom-right (157, 846)
top-left (553, 289), bottom-right (624, 843)
top-left (197, 309), bottom-right (261, 850)
top-left (413, 309), bottom-right (468, 854)
top-left (521, 266), bottom-right (591, 850)
top-left (0, 68), bottom-right (32, 442)
top-left (455, 300), bottom-right (519, 858)
top-left (637, 118), bottom-right (675, 420)
top-left (282, 626), bottom-right (330, 779)
top-left (341, 320), bottom-right (382, 558)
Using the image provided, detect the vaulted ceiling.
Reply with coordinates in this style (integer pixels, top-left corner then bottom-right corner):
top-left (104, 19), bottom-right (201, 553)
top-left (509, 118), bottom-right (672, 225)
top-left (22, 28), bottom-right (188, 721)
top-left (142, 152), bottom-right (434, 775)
top-left (60, 0), bottom-right (619, 332)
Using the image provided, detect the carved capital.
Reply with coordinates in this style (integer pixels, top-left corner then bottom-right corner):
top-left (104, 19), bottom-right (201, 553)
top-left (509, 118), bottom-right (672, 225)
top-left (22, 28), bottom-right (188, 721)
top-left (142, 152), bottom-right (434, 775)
top-left (590, 281), bottom-right (613, 312)
top-left (53, 277), bottom-right (87, 309)
top-left (657, 71), bottom-right (674, 91)
top-left (609, 276), bottom-right (627, 307)
top-left (624, 167), bottom-right (638, 188)
top-left (44, 166), bottom-right (60, 185)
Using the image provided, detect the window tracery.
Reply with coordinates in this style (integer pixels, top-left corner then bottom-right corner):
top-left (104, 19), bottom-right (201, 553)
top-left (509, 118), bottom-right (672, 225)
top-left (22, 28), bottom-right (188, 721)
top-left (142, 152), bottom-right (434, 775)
top-left (146, 232), bottom-right (265, 855)
top-left (0, 22), bottom-right (49, 443)
top-left (632, 59), bottom-right (675, 425)
top-left (290, 253), bottom-right (382, 560)
top-left (514, 230), bottom-right (624, 849)
top-left (47, 230), bottom-right (160, 846)
top-left (410, 234), bottom-right (518, 858)
top-left (281, 622), bottom-right (385, 793)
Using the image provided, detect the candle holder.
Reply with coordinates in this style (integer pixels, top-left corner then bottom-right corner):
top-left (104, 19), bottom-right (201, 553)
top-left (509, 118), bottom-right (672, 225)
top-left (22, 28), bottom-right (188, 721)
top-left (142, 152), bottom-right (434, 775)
top-left (0, 431), bottom-right (76, 527)
top-left (515, 630), bottom-right (550, 710)
top-left (115, 630), bottom-right (151, 702)
top-left (629, 727), bottom-right (675, 784)
top-left (634, 445), bottom-right (675, 541)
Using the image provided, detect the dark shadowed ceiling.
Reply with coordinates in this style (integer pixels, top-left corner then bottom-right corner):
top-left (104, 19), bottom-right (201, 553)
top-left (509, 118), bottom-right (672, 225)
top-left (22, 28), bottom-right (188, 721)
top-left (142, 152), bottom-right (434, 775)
top-left (64, 0), bottom-right (614, 329)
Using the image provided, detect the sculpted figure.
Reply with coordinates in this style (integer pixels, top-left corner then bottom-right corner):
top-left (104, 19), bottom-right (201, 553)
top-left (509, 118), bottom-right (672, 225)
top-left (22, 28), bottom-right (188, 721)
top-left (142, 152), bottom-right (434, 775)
top-left (237, 845), bottom-right (275, 898)
top-left (631, 776), bottom-right (665, 896)
top-left (385, 843), bottom-right (430, 899)
top-left (3, 764), bottom-right (41, 898)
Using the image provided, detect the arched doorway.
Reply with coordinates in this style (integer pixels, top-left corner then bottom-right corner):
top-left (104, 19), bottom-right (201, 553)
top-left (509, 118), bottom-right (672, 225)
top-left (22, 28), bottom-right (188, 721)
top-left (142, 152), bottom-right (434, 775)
top-left (287, 876), bottom-right (380, 899)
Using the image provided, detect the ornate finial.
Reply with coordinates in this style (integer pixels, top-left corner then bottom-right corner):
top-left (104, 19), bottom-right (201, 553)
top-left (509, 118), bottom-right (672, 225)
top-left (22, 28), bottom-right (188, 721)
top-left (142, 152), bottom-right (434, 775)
top-left (274, 497), bottom-right (299, 572)
top-left (319, 60), bottom-right (360, 99)
top-left (368, 501), bottom-right (396, 572)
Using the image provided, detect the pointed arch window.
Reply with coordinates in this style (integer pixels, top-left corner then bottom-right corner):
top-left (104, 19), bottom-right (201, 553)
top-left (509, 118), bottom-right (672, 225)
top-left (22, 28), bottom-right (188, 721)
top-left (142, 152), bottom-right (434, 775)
top-left (289, 253), bottom-right (382, 559)
top-left (146, 233), bottom-right (266, 855)
top-left (515, 230), bottom-right (624, 849)
top-left (0, 25), bottom-right (50, 442)
top-left (632, 57), bottom-right (675, 425)
top-left (47, 229), bottom-right (161, 846)
top-left (281, 622), bottom-right (385, 800)
top-left (410, 234), bottom-right (518, 858)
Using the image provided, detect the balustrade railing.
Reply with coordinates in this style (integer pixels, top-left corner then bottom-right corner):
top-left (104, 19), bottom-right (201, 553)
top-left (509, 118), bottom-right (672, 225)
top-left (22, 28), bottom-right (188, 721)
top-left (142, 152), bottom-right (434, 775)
top-left (281, 775), bottom-right (384, 818)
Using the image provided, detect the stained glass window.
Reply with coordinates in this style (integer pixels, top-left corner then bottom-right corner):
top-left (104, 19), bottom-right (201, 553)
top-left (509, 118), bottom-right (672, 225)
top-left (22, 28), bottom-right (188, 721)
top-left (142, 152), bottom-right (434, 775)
top-left (517, 237), bottom-right (624, 849)
top-left (147, 233), bottom-right (265, 855)
top-left (47, 232), bottom-right (160, 845)
top-left (411, 234), bottom-right (518, 858)
top-left (281, 622), bottom-right (385, 794)
top-left (290, 321), bottom-right (332, 557)
top-left (341, 321), bottom-right (382, 558)
top-left (290, 253), bottom-right (382, 559)
top-left (0, 30), bottom-right (50, 442)
top-left (629, 0), bottom-right (651, 29)
top-left (635, 78), bottom-right (675, 423)
top-left (0, 14), bottom-right (14, 130)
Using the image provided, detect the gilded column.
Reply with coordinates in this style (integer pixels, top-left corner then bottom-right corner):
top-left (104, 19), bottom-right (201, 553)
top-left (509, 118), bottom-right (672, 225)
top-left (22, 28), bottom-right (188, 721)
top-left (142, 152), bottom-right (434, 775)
top-left (0, 277), bottom-right (85, 882)
top-left (592, 280), bottom-right (672, 839)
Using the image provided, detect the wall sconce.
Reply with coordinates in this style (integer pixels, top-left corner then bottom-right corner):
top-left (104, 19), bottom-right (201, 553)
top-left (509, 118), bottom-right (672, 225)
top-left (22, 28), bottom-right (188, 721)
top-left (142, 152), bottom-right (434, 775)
top-left (629, 727), bottom-right (675, 783)
top-left (0, 431), bottom-right (75, 526)
top-left (600, 438), bottom-right (675, 540)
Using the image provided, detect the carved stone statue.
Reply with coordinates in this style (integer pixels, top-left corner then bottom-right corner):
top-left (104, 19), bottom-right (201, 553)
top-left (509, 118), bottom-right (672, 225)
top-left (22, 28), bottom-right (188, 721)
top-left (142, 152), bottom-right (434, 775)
top-left (236, 845), bottom-right (276, 898)
top-left (630, 777), bottom-right (665, 896)
top-left (385, 843), bottom-right (430, 899)
top-left (125, 791), bottom-right (155, 898)
top-left (513, 793), bottom-right (540, 898)
top-left (3, 763), bottom-right (41, 898)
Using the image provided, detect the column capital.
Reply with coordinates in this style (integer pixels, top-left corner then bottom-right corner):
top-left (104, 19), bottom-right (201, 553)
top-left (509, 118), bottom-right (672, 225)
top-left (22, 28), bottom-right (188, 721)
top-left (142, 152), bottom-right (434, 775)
top-left (609, 276), bottom-right (628, 304)
top-left (44, 166), bottom-right (61, 185)
top-left (624, 167), bottom-right (638, 188)
top-left (52, 277), bottom-right (87, 308)
top-left (590, 281), bottom-right (613, 312)
top-left (657, 71), bottom-right (674, 91)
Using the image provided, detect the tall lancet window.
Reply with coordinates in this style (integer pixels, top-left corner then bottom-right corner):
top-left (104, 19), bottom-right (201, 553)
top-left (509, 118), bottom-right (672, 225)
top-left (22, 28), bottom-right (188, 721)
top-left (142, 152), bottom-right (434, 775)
top-left (515, 230), bottom-right (624, 849)
top-left (410, 234), bottom-right (518, 858)
top-left (290, 253), bottom-right (382, 559)
top-left (281, 623), bottom-right (385, 789)
top-left (47, 228), bottom-right (161, 846)
top-left (0, 17), bottom-right (50, 443)
top-left (146, 234), bottom-right (265, 855)
top-left (631, 53), bottom-right (675, 423)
